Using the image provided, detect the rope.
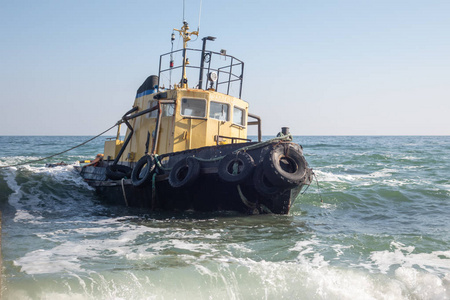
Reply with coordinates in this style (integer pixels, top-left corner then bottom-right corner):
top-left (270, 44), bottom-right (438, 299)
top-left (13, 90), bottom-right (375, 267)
top-left (121, 178), bottom-right (129, 206)
top-left (154, 153), bottom-right (226, 172)
top-left (232, 134), bottom-right (292, 154)
top-left (151, 172), bottom-right (157, 209)
top-left (236, 184), bottom-right (256, 209)
top-left (191, 155), bottom-right (225, 162)
top-left (300, 169), bottom-right (313, 195)
top-left (151, 135), bottom-right (294, 176)
top-left (0, 124), bottom-right (118, 169)
top-left (259, 204), bottom-right (273, 214)
top-left (236, 185), bottom-right (273, 214)
top-left (301, 182), bottom-right (311, 195)
top-left (313, 171), bottom-right (324, 203)
top-left (153, 154), bottom-right (172, 171)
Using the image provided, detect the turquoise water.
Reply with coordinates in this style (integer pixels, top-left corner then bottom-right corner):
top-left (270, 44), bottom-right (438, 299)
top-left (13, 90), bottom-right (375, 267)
top-left (0, 136), bottom-right (449, 299)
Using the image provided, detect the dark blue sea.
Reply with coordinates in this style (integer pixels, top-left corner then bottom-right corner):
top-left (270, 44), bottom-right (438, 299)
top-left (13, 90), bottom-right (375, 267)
top-left (0, 135), bottom-right (449, 299)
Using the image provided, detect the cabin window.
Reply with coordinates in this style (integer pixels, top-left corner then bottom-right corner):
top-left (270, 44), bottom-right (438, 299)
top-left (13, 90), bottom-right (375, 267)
top-left (209, 101), bottom-right (229, 121)
top-left (147, 101), bottom-right (175, 118)
top-left (233, 106), bottom-right (245, 126)
top-left (147, 100), bottom-right (158, 118)
top-left (162, 103), bottom-right (175, 117)
top-left (181, 98), bottom-right (206, 118)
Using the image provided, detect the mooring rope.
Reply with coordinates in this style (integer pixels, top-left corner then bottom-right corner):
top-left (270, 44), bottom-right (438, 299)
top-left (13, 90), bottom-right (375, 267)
top-left (313, 171), bottom-right (324, 203)
top-left (151, 172), bottom-right (157, 209)
top-left (0, 123), bottom-right (118, 169)
top-left (236, 184), bottom-right (256, 209)
top-left (152, 135), bottom-right (293, 173)
top-left (121, 178), bottom-right (129, 207)
top-left (232, 134), bottom-right (293, 154)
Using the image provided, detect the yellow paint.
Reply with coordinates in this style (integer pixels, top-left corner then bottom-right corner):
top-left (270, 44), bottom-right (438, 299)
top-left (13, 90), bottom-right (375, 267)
top-left (109, 89), bottom-right (248, 163)
top-left (103, 139), bottom-right (124, 161)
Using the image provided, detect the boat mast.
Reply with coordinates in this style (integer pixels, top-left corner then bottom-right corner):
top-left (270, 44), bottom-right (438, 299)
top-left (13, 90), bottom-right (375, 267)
top-left (174, 21), bottom-right (198, 89)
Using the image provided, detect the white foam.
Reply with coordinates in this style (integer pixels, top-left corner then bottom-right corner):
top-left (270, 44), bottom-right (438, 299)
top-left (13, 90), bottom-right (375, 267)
top-left (313, 169), bottom-right (392, 185)
top-left (290, 237), bottom-right (328, 267)
top-left (2, 165), bottom-right (94, 225)
top-left (22, 164), bottom-right (94, 190)
top-left (395, 267), bottom-right (450, 299)
top-left (2, 168), bottom-right (41, 223)
top-left (320, 202), bottom-right (337, 210)
top-left (227, 243), bottom-right (253, 253)
top-left (312, 167), bottom-right (435, 189)
top-left (368, 241), bottom-right (450, 275)
top-left (0, 156), bottom-right (42, 167)
top-left (10, 230), bottom-right (450, 299)
top-left (331, 244), bottom-right (353, 257)
top-left (14, 218), bottom-right (166, 274)
top-left (14, 244), bottom-right (85, 275)
top-left (287, 238), bottom-right (450, 299)
top-left (399, 155), bottom-right (420, 161)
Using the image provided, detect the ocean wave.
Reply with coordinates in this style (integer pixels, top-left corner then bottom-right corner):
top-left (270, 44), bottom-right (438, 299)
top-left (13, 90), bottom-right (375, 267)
top-left (7, 218), bottom-right (450, 300)
top-left (0, 156), bottom-right (44, 167)
top-left (313, 169), bottom-right (394, 185)
top-left (18, 247), bottom-right (440, 300)
top-left (1, 165), bottom-right (97, 226)
top-left (368, 241), bottom-right (450, 276)
top-left (3, 136), bottom-right (450, 300)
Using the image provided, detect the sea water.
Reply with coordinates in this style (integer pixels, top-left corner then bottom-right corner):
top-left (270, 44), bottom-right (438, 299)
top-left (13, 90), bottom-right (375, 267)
top-left (0, 135), bottom-right (449, 299)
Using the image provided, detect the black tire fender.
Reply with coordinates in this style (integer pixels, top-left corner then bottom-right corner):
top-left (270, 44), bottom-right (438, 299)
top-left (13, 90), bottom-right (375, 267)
top-left (253, 164), bottom-right (284, 196)
top-left (131, 155), bottom-right (156, 187)
top-left (168, 157), bottom-right (200, 188)
top-left (263, 143), bottom-right (307, 187)
top-left (218, 152), bottom-right (254, 183)
top-left (105, 164), bottom-right (132, 180)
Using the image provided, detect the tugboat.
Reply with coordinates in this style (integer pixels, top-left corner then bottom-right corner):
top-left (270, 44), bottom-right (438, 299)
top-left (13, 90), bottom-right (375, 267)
top-left (77, 21), bottom-right (313, 214)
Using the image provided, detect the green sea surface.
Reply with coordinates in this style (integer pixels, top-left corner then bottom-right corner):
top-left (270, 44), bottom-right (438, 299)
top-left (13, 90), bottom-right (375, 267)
top-left (0, 135), bottom-right (449, 299)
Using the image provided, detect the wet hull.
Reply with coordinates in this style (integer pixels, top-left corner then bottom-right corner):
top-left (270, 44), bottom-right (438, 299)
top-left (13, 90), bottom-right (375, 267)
top-left (89, 175), bottom-right (304, 214)
top-left (77, 141), bottom-right (312, 214)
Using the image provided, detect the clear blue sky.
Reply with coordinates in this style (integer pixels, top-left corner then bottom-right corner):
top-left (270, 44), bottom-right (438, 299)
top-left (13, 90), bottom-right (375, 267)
top-left (1, 0), bottom-right (449, 135)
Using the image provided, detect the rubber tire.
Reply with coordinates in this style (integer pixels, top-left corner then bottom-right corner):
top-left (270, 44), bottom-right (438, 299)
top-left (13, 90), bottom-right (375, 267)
top-left (253, 164), bottom-right (284, 196)
top-left (131, 155), bottom-right (156, 187)
top-left (218, 152), bottom-right (254, 183)
top-left (105, 164), bottom-right (132, 180)
top-left (263, 144), bottom-right (307, 187)
top-left (168, 157), bottom-right (200, 188)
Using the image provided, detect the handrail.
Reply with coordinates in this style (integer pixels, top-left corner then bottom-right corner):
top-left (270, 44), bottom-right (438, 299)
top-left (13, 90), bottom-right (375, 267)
top-left (158, 48), bottom-right (244, 98)
top-left (247, 113), bottom-right (262, 142)
top-left (215, 135), bottom-right (251, 145)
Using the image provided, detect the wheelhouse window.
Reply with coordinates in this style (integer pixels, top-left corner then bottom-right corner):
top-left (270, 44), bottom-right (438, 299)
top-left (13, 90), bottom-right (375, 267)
top-left (209, 101), bottom-right (229, 121)
top-left (147, 100), bottom-right (175, 118)
top-left (162, 104), bottom-right (175, 117)
top-left (147, 100), bottom-right (158, 118)
top-left (233, 106), bottom-right (245, 126)
top-left (181, 98), bottom-right (206, 118)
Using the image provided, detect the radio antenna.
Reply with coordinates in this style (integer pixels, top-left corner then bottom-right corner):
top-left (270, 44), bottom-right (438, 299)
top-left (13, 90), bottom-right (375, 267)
top-left (197, 0), bottom-right (203, 31)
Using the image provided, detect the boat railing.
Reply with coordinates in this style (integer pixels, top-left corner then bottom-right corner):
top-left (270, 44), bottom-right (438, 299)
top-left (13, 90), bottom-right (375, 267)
top-left (214, 135), bottom-right (251, 145)
top-left (158, 48), bottom-right (244, 98)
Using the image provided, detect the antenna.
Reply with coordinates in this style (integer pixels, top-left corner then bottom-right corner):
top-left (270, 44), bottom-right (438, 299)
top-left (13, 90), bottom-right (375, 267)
top-left (198, 0), bottom-right (203, 31)
top-left (183, 0), bottom-right (186, 22)
top-left (169, 32), bottom-right (175, 88)
top-left (173, 22), bottom-right (198, 88)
